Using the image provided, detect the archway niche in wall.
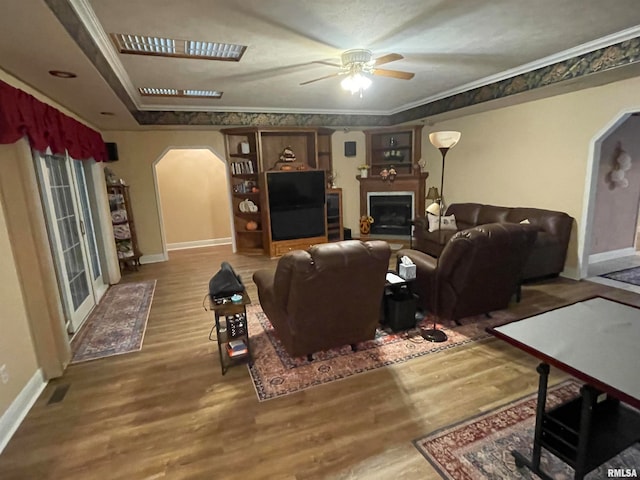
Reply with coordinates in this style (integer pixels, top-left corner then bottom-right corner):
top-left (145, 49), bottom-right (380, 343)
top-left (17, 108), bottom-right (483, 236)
top-left (154, 148), bottom-right (233, 257)
top-left (580, 110), bottom-right (640, 278)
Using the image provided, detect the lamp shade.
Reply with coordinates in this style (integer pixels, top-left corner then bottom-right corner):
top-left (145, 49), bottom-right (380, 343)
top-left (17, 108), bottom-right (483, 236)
top-left (429, 131), bottom-right (461, 149)
top-left (426, 187), bottom-right (440, 200)
top-left (426, 202), bottom-right (441, 216)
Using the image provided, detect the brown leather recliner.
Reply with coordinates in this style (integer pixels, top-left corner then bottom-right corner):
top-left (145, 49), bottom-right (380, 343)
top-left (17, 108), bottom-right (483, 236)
top-left (253, 240), bottom-right (391, 358)
top-left (397, 223), bottom-right (537, 324)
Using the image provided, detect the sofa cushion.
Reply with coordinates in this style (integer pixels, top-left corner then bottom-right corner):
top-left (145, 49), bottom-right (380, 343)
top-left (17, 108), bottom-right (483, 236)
top-left (477, 205), bottom-right (510, 225)
top-left (446, 203), bottom-right (482, 231)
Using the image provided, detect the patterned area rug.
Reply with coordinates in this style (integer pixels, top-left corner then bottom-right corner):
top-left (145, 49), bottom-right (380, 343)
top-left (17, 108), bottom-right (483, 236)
top-left (70, 280), bottom-right (156, 363)
top-left (246, 304), bottom-right (517, 401)
top-left (414, 380), bottom-right (640, 479)
top-left (601, 266), bottom-right (640, 286)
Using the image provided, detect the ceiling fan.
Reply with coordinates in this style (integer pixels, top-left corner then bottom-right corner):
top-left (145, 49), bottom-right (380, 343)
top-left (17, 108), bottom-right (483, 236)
top-left (300, 49), bottom-right (415, 93)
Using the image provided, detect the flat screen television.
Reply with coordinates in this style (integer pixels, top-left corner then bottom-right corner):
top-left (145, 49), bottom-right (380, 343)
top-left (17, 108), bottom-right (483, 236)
top-left (267, 171), bottom-right (326, 241)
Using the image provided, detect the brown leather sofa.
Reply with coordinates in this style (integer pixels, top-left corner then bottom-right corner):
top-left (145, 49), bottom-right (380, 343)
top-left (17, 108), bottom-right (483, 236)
top-left (413, 203), bottom-right (573, 280)
top-left (253, 240), bottom-right (391, 359)
top-left (398, 223), bottom-right (538, 323)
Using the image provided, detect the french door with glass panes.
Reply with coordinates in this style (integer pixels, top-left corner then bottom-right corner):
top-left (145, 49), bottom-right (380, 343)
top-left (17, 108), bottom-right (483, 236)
top-left (34, 151), bottom-right (107, 333)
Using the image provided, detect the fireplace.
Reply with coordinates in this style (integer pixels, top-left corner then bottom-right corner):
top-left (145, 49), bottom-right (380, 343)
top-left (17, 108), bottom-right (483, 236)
top-left (357, 173), bottom-right (428, 238)
top-left (367, 192), bottom-right (415, 236)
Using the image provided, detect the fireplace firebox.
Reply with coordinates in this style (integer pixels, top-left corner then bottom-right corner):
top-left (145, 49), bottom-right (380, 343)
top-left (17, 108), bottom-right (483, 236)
top-left (367, 192), bottom-right (414, 236)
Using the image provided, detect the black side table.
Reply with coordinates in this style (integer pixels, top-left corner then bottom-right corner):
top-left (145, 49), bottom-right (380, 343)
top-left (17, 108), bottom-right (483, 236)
top-left (383, 272), bottom-right (418, 332)
top-left (210, 291), bottom-right (251, 375)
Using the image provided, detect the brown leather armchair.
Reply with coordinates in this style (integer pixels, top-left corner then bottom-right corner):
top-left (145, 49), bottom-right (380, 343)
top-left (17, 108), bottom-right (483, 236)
top-left (397, 223), bottom-right (537, 324)
top-left (253, 240), bottom-right (391, 359)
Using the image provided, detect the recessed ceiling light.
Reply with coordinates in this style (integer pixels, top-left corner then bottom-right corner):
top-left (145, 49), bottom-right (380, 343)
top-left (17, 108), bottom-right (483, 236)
top-left (112, 34), bottom-right (246, 61)
top-left (139, 87), bottom-right (223, 99)
top-left (49, 70), bottom-right (77, 78)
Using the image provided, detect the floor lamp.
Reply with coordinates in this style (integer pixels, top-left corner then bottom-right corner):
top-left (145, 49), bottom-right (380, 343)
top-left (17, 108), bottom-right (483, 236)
top-left (422, 131), bottom-right (461, 343)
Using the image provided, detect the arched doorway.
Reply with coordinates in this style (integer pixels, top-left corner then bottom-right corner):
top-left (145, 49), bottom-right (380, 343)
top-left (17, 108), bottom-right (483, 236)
top-left (580, 110), bottom-right (640, 280)
top-left (153, 148), bottom-right (233, 257)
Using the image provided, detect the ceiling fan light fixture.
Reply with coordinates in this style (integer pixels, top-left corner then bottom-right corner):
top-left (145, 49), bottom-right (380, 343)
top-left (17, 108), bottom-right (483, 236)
top-left (341, 73), bottom-right (372, 97)
top-left (341, 49), bottom-right (373, 66)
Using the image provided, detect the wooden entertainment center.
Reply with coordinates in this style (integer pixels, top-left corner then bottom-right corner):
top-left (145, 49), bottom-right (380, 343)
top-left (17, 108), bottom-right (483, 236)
top-left (222, 127), bottom-right (334, 256)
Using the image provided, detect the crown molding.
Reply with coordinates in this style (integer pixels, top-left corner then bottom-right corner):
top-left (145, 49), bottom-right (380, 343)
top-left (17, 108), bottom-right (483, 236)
top-left (136, 103), bottom-right (386, 116)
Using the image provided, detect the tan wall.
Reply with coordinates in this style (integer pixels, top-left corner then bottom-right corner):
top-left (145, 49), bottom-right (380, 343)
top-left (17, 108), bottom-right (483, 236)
top-left (420, 75), bottom-right (640, 276)
top-left (330, 130), bottom-right (367, 236)
top-left (0, 191), bottom-right (39, 415)
top-left (156, 149), bottom-right (231, 246)
top-left (590, 116), bottom-right (640, 254)
top-left (102, 131), bottom-right (227, 258)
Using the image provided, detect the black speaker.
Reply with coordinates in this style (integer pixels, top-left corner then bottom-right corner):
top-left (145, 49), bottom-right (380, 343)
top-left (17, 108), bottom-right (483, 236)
top-left (344, 141), bottom-right (356, 157)
top-left (105, 142), bottom-right (119, 162)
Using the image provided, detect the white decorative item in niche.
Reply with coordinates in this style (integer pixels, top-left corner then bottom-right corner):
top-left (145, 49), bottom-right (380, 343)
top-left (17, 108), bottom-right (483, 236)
top-left (608, 148), bottom-right (632, 189)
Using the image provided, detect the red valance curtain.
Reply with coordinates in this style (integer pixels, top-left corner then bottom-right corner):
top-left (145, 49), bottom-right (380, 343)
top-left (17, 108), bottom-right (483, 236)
top-left (0, 80), bottom-right (107, 162)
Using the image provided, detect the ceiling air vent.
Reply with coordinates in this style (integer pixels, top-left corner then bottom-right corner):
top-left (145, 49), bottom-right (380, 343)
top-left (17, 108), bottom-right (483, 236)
top-left (112, 34), bottom-right (246, 61)
top-left (139, 87), bottom-right (223, 99)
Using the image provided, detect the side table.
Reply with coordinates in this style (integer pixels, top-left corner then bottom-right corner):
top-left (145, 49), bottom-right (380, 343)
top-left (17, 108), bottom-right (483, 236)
top-left (383, 272), bottom-right (418, 331)
top-left (210, 291), bottom-right (251, 375)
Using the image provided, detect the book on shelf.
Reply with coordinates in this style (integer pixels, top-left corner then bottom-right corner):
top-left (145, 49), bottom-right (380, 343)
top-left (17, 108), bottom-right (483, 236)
top-left (226, 339), bottom-right (248, 357)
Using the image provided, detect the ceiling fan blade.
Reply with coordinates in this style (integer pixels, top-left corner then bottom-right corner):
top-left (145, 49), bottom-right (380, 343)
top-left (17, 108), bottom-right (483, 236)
top-left (372, 68), bottom-right (415, 80)
top-left (373, 53), bottom-right (404, 66)
top-left (313, 60), bottom-right (342, 68)
top-left (300, 73), bottom-right (341, 86)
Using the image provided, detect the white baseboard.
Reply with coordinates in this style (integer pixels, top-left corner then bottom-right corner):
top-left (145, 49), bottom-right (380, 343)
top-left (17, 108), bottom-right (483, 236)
top-left (560, 266), bottom-right (580, 281)
top-left (589, 247), bottom-right (636, 264)
top-left (167, 238), bottom-right (232, 251)
top-left (0, 369), bottom-right (47, 454)
top-left (140, 253), bottom-right (168, 264)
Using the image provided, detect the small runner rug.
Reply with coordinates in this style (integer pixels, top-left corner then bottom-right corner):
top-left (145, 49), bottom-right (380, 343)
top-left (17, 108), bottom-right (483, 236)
top-left (601, 265), bottom-right (640, 286)
top-left (413, 379), bottom-right (640, 479)
top-left (246, 304), bottom-right (517, 401)
top-left (70, 280), bottom-right (156, 363)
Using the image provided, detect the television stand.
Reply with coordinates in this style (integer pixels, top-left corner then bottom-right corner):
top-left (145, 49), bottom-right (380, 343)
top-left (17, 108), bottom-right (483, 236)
top-left (268, 235), bottom-right (328, 257)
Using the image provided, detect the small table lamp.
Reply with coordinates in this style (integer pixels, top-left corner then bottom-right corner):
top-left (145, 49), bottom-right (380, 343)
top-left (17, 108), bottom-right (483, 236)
top-left (425, 187), bottom-right (440, 215)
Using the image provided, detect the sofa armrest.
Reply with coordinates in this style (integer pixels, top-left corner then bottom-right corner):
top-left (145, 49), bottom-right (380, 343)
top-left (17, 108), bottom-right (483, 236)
top-left (397, 248), bottom-right (438, 312)
top-left (397, 248), bottom-right (437, 272)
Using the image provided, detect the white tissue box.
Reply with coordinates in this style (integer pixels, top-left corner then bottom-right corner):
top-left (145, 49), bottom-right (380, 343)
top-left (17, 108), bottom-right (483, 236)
top-left (398, 263), bottom-right (416, 280)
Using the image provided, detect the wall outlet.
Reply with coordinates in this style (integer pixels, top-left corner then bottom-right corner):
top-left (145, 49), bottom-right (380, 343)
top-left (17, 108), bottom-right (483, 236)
top-left (0, 364), bottom-right (8, 384)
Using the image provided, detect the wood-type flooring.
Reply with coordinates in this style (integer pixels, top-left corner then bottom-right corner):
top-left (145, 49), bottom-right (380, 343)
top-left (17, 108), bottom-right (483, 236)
top-left (1, 245), bottom-right (638, 479)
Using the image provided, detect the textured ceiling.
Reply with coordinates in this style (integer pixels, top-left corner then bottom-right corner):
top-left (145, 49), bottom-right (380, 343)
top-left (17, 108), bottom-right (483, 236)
top-left (0, 0), bottom-right (639, 130)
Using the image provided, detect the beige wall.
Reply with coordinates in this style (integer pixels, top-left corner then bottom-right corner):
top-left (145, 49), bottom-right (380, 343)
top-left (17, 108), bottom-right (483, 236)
top-left (330, 130), bottom-right (367, 236)
top-left (156, 149), bottom-right (231, 247)
top-left (102, 131), bottom-right (227, 258)
top-left (591, 116), bottom-right (640, 254)
top-left (419, 75), bottom-right (640, 276)
top-left (0, 190), bottom-right (39, 416)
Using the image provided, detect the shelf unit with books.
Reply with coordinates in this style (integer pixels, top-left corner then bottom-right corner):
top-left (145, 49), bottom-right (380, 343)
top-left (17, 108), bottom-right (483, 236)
top-left (106, 183), bottom-right (141, 270)
top-left (222, 127), bottom-right (335, 256)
